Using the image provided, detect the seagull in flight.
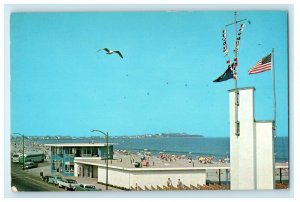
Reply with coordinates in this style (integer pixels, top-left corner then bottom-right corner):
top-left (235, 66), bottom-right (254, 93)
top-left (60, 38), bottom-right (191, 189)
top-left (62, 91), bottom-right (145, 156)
top-left (97, 48), bottom-right (123, 58)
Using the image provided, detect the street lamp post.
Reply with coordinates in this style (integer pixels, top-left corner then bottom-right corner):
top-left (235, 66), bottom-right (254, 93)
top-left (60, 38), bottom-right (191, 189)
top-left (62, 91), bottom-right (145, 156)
top-left (91, 129), bottom-right (109, 190)
top-left (13, 133), bottom-right (25, 170)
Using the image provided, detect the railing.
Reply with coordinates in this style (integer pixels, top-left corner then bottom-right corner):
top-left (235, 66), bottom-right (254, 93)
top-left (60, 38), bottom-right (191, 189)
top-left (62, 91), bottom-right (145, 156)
top-left (275, 167), bottom-right (289, 183)
top-left (74, 156), bottom-right (102, 161)
top-left (131, 183), bottom-right (230, 191)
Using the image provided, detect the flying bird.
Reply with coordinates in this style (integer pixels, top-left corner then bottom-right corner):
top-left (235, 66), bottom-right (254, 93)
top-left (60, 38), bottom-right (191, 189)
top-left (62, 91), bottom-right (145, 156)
top-left (97, 48), bottom-right (123, 58)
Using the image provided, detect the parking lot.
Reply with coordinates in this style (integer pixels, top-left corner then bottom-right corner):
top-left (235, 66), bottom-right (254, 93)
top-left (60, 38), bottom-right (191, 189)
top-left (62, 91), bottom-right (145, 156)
top-left (17, 161), bottom-right (121, 191)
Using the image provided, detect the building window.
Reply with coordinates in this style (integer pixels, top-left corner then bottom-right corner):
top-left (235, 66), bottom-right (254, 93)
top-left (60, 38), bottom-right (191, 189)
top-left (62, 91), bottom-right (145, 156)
top-left (64, 163), bottom-right (74, 173)
top-left (82, 147), bottom-right (92, 157)
top-left (51, 147), bottom-right (62, 155)
top-left (52, 160), bottom-right (62, 172)
top-left (75, 148), bottom-right (81, 157)
top-left (65, 147), bottom-right (75, 156)
top-left (86, 147), bottom-right (91, 155)
top-left (55, 147), bottom-right (63, 155)
top-left (92, 147), bottom-right (99, 157)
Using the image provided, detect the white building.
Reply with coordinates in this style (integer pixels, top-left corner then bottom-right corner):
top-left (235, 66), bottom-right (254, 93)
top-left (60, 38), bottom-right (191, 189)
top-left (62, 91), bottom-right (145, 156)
top-left (229, 87), bottom-right (275, 190)
top-left (73, 158), bottom-right (229, 189)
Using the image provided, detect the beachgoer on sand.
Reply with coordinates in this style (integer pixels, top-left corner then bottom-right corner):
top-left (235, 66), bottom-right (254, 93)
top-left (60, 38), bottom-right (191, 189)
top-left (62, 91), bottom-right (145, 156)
top-left (40, 169), bottom-right (44, 179)
top-left (167, 178), bottom-right (172, 187)
top-left (177, 179), bottom-right (183, 188)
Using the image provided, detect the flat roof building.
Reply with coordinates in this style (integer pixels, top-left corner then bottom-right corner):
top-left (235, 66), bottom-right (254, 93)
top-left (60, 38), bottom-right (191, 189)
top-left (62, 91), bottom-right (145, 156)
top-left (45, 143), bottom-right (114, 177)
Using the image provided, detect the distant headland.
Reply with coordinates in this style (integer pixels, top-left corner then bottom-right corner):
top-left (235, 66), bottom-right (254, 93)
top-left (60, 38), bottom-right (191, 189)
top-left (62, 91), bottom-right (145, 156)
top-left (11, 133), bottom-right (204, 140)
top-left (117, 133), bottom-right (204, 139)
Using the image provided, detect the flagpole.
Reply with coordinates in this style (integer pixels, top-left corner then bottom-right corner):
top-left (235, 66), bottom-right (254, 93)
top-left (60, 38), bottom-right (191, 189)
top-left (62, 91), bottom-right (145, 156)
top-left (222, 11), bottom-right (249, 136)
top-left (234, 11), bottom-right (239, 136)
top-left (272, 48), bottom-right (276, 135)
top-left (271, 48), bottom-right (276, 189)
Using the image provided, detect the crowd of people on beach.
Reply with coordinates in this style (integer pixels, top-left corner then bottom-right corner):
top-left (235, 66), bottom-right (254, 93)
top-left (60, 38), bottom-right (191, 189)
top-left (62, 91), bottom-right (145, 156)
top-left (198, 156), bottom-right (214, 164)
top-left (158, 153), bottom-right (182, 162)
top-left (158, 152), bottom-right (219, 165)
top-left (114, 149), bottom-right (230, 167)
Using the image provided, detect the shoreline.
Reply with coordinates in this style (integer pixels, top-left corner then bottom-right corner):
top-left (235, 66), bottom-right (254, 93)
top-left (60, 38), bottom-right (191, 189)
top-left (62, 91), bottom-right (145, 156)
top-left (10, 139), bottom-right (289, 164)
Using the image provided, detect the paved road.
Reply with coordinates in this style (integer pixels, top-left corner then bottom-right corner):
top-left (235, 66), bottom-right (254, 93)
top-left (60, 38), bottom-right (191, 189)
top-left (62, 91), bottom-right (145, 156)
top-left (11, 163), bottom-right (64, 192)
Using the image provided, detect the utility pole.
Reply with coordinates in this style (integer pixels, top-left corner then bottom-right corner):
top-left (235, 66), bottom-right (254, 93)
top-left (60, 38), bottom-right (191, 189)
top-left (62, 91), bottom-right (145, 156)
top-left (14, 133), bottom-right (25, 170)
top-left (91, 129), bottom-right (109, 190)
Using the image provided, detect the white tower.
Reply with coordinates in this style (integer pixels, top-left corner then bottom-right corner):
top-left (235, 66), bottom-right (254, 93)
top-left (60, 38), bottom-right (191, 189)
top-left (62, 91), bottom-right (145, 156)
top-left (229, 87), bottom-right (275, 190)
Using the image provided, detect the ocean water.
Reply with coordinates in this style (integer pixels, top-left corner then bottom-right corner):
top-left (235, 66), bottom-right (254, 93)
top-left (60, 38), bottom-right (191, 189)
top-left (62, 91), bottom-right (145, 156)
top-left (36, 136), bottom-right (288, 162)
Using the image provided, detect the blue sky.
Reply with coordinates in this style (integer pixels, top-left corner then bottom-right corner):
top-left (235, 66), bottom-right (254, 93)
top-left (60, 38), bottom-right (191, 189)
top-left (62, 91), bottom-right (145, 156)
top-left (10, 11), bottom-right (288, 137)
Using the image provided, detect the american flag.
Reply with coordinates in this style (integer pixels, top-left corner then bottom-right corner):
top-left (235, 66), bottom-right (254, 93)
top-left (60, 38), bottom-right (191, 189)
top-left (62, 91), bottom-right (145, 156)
top-left (248, 53), bottom-right (272, 74)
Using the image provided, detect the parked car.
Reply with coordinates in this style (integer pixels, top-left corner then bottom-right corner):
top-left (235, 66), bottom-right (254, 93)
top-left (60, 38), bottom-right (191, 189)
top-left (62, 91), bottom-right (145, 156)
top-left (12, 153), bottom-right (22, 163)
top-left (48, 175), bottom-right (63, 185)
top-left (58, 179), bottom-right (79, 191)
top-left (75, 184), bottom-right (100, 191)
top-left (21, 161), bottom-right (38, 169)
top-left (42, 175), bottom-right (51, 183)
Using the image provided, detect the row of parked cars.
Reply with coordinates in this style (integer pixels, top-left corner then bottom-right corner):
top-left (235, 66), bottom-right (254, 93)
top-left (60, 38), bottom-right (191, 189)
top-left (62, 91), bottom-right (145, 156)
top-left (20, 161), bottom-right (38, 169)
top-left (42, 175), bottom-right (100, 191)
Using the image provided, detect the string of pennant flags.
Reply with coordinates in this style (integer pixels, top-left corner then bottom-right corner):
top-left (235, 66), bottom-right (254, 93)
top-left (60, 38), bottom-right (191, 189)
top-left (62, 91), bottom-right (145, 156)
top-left (213, 12), bottom-right (277, 140)
top-left (222, 23), bottom-right (245, 57)
top-left (222, 29), bottom-right (229, 56)
top-left (216, 23), bottom-right (246, 82)
top-left (214, 20), bottom-right (273, 83)
top-left (234, 23), bottom-right (245, 54)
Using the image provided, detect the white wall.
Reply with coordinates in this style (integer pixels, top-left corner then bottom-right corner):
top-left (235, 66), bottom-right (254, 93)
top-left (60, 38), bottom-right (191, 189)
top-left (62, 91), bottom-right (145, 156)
top-left (229, 87), bottom-right (275, 190)
top-left (98, 166), bottom-right (131, 188)
top-left (130, 169), bottom-right (206, 188)
top-left (229, 87), bottom-right (256, 190)
top-left (97, 166), bottom-right (206, 189)
top-left (255, 121), bottom-right (275, 189)
top-left (74, 162), bottom-right (79, 177)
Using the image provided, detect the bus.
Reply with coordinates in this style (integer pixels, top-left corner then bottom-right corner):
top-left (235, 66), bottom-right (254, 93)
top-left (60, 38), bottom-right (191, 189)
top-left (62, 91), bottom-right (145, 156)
top-left (19, 153), bottom-right (45, 163)
top-left (12, 153), bottom-right (22, 163)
